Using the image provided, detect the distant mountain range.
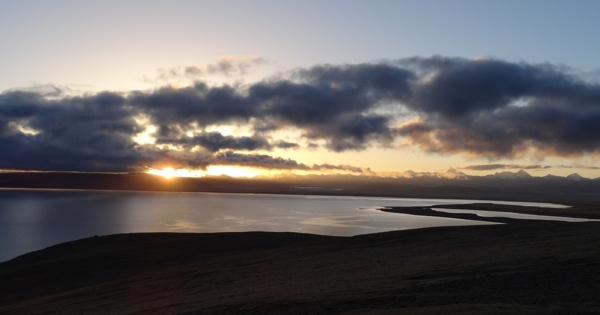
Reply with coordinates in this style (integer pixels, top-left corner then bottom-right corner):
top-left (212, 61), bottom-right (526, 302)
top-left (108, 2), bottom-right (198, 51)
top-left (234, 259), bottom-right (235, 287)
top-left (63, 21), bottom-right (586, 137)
top-left (486, 169), bottom-right (533, 179)
top-left (0, 170), bottom-right (599, 205)
top-left (391, 168), bottom-right (471, 180)
top-left (367, 168), bottom-right (593, 181)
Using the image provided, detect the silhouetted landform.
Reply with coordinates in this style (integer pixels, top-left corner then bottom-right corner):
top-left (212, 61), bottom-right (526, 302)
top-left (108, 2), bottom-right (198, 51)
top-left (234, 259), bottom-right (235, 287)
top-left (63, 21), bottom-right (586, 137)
top-left (432, 203), bottom-right (600, 219)
top-left (381, 203), bottom-right (600, 221)
top-left (2, 221), bottom-right (600, 314)
top-left (1, 171), bottom-right (600, 205)
top-left (379, 206), bottom-right (533, 224)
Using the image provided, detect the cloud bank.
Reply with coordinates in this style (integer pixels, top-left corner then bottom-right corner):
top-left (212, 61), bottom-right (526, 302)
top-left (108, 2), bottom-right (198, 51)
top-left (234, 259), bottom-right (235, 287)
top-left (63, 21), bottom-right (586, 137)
top-left (2, 56), bottom-right (600, 172)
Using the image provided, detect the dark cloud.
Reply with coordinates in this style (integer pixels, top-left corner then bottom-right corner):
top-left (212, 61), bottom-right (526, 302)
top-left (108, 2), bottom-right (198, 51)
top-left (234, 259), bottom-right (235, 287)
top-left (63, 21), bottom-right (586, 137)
top-left (157, 132), bottom-right (271, 152)
top-left (2, 56), bottom-right (600, 172)
top-left (208, 151), bottom-right (310, 170)
top-left (202, 153), bottom-right (374, 175)
top-left (133, 63), bottom-right (412, 152)
top-left (129, 83), bottom-right (255, 127)
top-left (0, 90), bottom-right (141, 172)
top-left (400, 57), bottom-right (580, 117)
top-left (294, 63), bottom-right (414, 99)
top-left (397, 56), bottom-right (600, 157)
top-left (274, 140), bottom-right (299, 149)
top-left (240, 63), bottom-right (414, 151)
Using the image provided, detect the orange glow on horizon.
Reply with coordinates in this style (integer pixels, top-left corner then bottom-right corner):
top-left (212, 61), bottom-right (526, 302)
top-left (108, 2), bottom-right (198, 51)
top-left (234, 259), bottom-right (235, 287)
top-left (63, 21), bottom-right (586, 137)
top-left (147, 165), bottom-right (266, 178)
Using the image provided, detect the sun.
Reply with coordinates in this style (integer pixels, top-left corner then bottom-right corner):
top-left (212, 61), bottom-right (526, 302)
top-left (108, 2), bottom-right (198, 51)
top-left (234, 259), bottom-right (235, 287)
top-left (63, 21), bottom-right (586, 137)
top-left (148, 167), bottom-right (177, 178)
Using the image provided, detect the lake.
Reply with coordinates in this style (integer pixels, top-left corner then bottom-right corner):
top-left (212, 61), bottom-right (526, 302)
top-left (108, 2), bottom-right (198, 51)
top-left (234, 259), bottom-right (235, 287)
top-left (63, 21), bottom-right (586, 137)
top-left (0, 189), bottom-right (570, 262)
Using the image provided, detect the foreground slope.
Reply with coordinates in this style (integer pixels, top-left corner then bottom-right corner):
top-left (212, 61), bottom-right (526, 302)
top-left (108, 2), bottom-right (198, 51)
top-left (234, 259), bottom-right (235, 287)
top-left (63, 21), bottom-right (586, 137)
top-left (1, 221), bottom-right (600, 314)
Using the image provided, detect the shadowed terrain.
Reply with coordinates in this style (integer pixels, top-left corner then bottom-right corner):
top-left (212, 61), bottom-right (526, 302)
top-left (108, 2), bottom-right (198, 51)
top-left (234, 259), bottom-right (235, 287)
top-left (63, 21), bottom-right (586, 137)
top-left (2, 219), bottom-right (600, 314)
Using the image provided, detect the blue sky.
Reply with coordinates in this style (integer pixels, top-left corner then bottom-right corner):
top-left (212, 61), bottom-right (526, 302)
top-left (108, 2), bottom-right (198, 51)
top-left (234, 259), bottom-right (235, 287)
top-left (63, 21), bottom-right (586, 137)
top-left (1, 1), bottom-right (600, 178)
top-left (2, 0), bottom-right (599, 91)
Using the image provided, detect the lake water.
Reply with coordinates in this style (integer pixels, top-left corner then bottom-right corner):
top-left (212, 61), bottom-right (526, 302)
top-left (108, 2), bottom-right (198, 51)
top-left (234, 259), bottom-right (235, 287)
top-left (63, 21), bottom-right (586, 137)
top-left (0, 189), bottom-right (569, 262)
top-left (432, 208), bottom-right (593, 222)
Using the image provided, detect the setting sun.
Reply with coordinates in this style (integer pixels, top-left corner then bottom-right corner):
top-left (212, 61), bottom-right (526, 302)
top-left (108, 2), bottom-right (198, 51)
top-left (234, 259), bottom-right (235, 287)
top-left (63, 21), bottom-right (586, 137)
top-left (147, 165), bottom-right (265, 178)
top-left (148, 167), bottom-right (204, 178)
top-left (149, 167), bottom-right (176, 178)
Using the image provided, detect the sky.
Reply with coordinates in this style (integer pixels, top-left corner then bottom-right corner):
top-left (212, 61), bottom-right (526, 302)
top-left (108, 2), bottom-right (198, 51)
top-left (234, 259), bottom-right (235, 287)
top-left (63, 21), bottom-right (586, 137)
top-left (1, 0), bottom-right (600, 178)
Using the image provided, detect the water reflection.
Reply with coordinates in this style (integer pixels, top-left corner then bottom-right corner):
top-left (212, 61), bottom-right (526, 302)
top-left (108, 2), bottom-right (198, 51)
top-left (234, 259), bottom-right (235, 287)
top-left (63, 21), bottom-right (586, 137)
top-left (0, 189), bottom-right (563, 262)
top-left (433, 208), bottom-right (596, 222)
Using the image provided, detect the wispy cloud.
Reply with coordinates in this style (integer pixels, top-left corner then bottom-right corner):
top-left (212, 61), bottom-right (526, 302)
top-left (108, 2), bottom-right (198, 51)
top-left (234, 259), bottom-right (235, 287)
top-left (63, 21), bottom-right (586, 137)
top-left (311, 163), bottom-right (375, 175)
top-left (556, 165), bottom-right (600, 170)
top-left (460, 164), bottom-right (552, 171)
top-left (461, 164), bottom-right (600, 171)
top-left (141, 56), bottom-right (267, 83)
top-left (185, 55), bottom-right (267, 76)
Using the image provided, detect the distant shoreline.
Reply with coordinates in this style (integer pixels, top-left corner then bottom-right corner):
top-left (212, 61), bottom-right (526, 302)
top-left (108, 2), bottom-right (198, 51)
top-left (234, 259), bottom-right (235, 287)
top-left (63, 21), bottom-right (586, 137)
top-left (0, 186), bottom-right (569, 205)
top-left (8, 186), bottom-right (600, 220)
top-left (1, 171), bottom-right (600, 206)
top-left (379, 203), bottom-right (600, 222)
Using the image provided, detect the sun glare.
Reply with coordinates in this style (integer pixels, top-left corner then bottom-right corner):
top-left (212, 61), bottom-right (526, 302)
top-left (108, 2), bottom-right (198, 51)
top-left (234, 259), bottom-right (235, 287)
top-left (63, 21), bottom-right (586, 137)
top-left (206, 165), bottom-right (264, 178)
top-left (148, 165), bottom-right (265, 178)
top-left (149, 167), bottom-right (176, 178)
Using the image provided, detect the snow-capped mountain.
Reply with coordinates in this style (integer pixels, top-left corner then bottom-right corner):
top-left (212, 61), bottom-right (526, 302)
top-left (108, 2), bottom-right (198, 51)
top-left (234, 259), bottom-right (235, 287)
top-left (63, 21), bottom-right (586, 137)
top-left (488, 169), bottom-right (532, 179)
top-left (398, 168), bottom-right (470, 180)
top-left (566, 173), bottom-right (586, 181)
